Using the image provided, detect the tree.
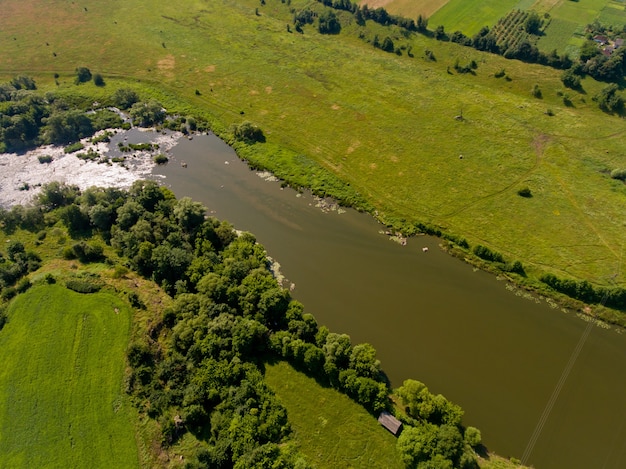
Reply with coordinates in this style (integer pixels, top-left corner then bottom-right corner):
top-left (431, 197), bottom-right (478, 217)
top-left (93, 73), bottom-right (105, 87)
top-left (595, 84), bottom-right (624, 113)
top-left (318, 10), bottom-right (341, 34)
top-left (380, 36), bottom-right (394, 52)
top-left (416, 14), bottom-right (428, 33)
top-left (112, 88), bottom-right (140, 109)
top-left (129, 100), bottom-right (166, 126)
top-left (349, 343), bottom-right (381, 379)
top-left (233, 121), bottom-right (265, 143)
top-left (561, 69), bottom-right (581, 90)
top-left (74, 67), bottom-right (92, 84)
top-left (525, 11), bottom-right (542, 35)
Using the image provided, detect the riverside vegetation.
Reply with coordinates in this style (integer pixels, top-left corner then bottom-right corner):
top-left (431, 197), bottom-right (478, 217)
top-left (0, 181), bottom-right (522, 468)
top-left (1, 0), bottom-right (624, 324)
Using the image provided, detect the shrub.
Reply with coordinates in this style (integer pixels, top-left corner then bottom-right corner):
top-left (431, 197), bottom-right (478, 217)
top-left (153, 154), bottom-right (169, 165)
top-left (93, 73), bottom-right (105, 87)
top-left (1, 287), bottom-right (17, 301)
top-left (473, 245), bottom-right (504, 263)
top-left (233, 121), bottom-right (265, 143)
top-left (610, 168), bottom-right (626, 181)
top-left (65, 279), bottom-right (102, 293)
top-left (15, 277), bottom-right (31, 293)
top-left (517, 187), bottom-right (532, 197)
top-left (38, 154), bottom-right (53, 164)
top-left (74, 67), bottom-right (92, 84)
top-left (64, 142), bottom-right (84, 154)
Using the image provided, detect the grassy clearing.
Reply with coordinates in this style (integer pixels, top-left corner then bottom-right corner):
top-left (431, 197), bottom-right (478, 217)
top-left (0, 284), bottom-right (138, 468)
top-left (1, 0), bottom-right (626, 292)
top-left (264, 361), bottom-right (403, 468)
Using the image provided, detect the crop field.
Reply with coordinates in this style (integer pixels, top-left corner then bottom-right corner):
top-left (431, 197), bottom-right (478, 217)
top-left (537, 0), bottom-right (626, 52)
top-left (0, 0), bottom-right (625, 290)
top-left (0, 285), bottom-right (138, 468)
top-left (429, 0), bottom-right (525, 35)
top-left (265, 361), bottom-right (403, 468)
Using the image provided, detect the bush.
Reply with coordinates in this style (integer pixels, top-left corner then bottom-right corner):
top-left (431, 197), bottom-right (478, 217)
top-left (610, 168), bottom-right (626, 181)
top-left (38, 154), bottom-right (53, 164)
top-left (153, 154), bottom-right (169, 165)
top-left (473, 245), bottom-right (504, 263)
top-left (64, 142), bottom-right (84, 154)
top-left (1, 287), bottom-right (17, 301)
top-left (15, 277), bottom-right (31, 293)
top-left (74, 67), bottom-right (92, 84)
top-left (517, 187), bottom-right (532, 197)
top-left (233, 121), bottom-right (265, 143)
top-left (93, 73), bottom-right (105, 87)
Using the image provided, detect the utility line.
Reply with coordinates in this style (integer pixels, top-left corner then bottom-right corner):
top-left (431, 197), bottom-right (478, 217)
top-left (522, 244), bottom-right (624, 465)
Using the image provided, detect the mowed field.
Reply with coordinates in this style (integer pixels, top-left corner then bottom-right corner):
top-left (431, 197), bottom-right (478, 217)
top-left (0, 0), bottom-right (625, 288)
top-left (0, 285), bottom-right (138, 468)
top-left (265, 361), bottom-right (403, 468)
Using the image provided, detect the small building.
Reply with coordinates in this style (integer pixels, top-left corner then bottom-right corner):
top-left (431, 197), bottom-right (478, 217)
top-left (594, 35), bottom-right (608, 45)
top-left (615, 38), bottom-right (624, 48)
top-left (378, 411), bottom-right (403, 436)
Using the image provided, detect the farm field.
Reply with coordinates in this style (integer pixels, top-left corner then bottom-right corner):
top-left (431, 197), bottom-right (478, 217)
top-left (0, 284), bottom-right (138, 468)
top-left (0, 0), bottom-right (625, 292)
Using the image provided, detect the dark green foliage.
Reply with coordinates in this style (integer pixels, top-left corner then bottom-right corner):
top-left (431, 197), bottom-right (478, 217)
top-left (472, 244), bottom-right (504, 263)
top-left (38, 154), bottom-right (53, 164)
top-left (561, 69), bottom-right (581, 90)
top-left (318, 10), bottom-right (341, 34)
top-left (74, 67), bottom-right (92, 84)
top-left (233, 121), bottom-right (265, 143)
top-left (594, 84), bottom-right (624, 113)
top-left (45, 109), bottom-right (94, 144)
top-left (111, 88), bottom-right (140, 109)
top-left (154, 153), bottom-right (168, 164)
top-left (517, 186), bottom-right (532, 197)
top-left (64, 142), bottom-right (85, 153)
top-left (129, 100), bottom-right (166, 126)
top-left (93, 73), bottom-right (105, 87)
top-left (540, 273), bottom-right (626, 309)
top-left (380, 36), bottom-right (394, 53)
top-left (0, 305), bottom-right (6, 331)
top-left (610, 168), bottom-right (626, 181)
top-left (524, 11), bottom-right (542, 35)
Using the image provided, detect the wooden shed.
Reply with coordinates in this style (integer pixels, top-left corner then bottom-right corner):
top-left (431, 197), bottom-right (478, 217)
top-left (378, 411), bottom-right (403, 436)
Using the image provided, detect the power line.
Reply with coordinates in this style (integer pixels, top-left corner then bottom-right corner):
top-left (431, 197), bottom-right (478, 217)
top-left (522, 245), bottom-right (623, 465)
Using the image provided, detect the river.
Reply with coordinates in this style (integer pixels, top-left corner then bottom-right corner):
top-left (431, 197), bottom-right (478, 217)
top-left (152, 133), bottom-right (626, 469)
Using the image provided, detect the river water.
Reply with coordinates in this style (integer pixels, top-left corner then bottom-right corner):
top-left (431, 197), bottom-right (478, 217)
top-left (153, 134), bottom-right (626, 469)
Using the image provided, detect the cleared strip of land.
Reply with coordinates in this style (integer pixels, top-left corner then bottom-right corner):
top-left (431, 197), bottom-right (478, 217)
top-left (0, 285), bottom-right (138, 468)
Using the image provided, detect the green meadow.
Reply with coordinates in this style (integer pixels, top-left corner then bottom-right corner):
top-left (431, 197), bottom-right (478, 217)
top-left (1, 0), bottom-right (626, 291)
top-left (265, 361), bottom-right (405, 468)
top-left (0, 284), bottom-right (138, 468)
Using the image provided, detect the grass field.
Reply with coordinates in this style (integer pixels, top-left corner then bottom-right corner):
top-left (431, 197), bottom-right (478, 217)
top-left (0, 284), bottom-right (138, 468)
top-left (429, 0), bottom-right (525, 35)
top-left (265, 361), bottom-right (404, 468)
top-left (1, 0), bottom-right (626, 292)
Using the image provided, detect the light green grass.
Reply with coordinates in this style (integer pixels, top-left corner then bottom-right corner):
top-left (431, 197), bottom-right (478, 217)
top-left (0, 284), bottom-right (138, 468)
top-left (265, 361), bottom-right (403, 468)
top-left (429, 0), bottom-right (524, 35)
top-left (1, 0), bottom-right (626, 291)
